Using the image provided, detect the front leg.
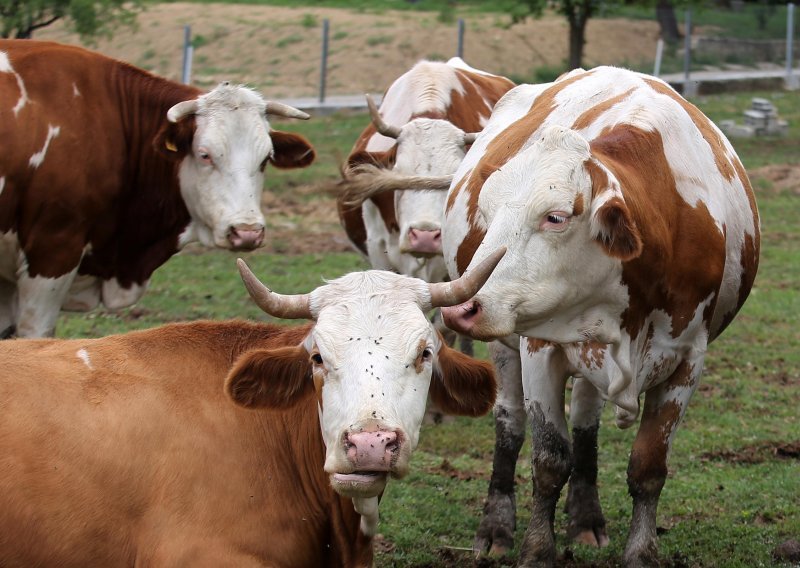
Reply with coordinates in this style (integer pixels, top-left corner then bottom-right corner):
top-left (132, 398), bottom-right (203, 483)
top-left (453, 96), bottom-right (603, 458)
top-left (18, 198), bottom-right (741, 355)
top-left (518, 339), bottom-right (571, 567)
top-left (623, 358), bottom-right (702, 567)
top-left (474, 339), bottom-right (525, 556)
top-left (16, 267), bottom-right (80, 337)
top-left (565, 376), bottom-right (609, 548)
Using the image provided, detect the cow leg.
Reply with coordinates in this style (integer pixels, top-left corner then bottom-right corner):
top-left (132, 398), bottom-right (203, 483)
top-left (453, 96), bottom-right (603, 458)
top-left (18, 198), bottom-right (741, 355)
top-left (0, 279), bottom-right (18, 338)
top-left (474, 339), bottom-right (524, 556)
top-left (623, 359), bottom-right (702, 567)
top-left (565, 377), bottom-right (609, 547)
top-left (16, 268), bottom-right (79, 337)
top-left (518, 341), bottom-right (571, 567)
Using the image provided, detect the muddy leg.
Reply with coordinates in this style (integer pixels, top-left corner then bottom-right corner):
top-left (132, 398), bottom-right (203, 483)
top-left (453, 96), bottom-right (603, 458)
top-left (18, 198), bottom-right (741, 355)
top-left (474, 339), bottom-right (525, 556)
top-left (623, 358), bottom-right (702, 567)
top-left (565, 377), bottom-right (609, 547)
top-left (518, 340), bottom-right (571, 567)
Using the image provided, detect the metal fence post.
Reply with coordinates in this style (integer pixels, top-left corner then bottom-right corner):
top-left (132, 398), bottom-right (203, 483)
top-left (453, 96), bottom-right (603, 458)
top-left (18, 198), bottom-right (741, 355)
top-left (654, 38), bottom-right (664, 76)
top-left (319, 18), bottom-right (330, 104)
top-left (787, 3), bottom-right (797, 89)
top-left (683, 10), bottom-right (697, 97)
top-left (457, 18), bottom-right (465, 59)
top-left (182, 25), bottom-right (193, 85)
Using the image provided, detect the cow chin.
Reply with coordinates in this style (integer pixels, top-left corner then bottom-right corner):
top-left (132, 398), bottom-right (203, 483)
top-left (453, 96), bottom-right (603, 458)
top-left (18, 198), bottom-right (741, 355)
top-left (330, 472), bottom-right (389, 499)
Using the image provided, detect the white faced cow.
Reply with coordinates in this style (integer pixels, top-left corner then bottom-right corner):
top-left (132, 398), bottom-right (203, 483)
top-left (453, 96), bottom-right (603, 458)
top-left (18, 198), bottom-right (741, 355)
top-left (437, 67), bottom-right (760, 566)
top-left (337, 57), bottom-right (514, 283)
top-left (0, 40), bottom-right (314, 338)
top-left (0, 253), bottom-right (502, 566)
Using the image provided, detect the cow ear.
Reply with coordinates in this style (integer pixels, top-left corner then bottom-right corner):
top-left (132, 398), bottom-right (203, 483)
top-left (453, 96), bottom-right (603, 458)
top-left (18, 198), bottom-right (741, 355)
top-left (429, 343), bottom-right (497, 417)
top-left (225, 346), bottom-right (313, 409)
top-left (590, 194), bottom-right (643, 261)
top-left (268, 130), bottom-right (315, 169)
top-left (153, 116), bottom-right (196, 160)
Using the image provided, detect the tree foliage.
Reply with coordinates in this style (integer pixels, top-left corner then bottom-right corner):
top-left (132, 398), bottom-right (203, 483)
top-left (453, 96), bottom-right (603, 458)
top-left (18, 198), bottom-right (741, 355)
top-left (0, 0), bottom-right (144, 40)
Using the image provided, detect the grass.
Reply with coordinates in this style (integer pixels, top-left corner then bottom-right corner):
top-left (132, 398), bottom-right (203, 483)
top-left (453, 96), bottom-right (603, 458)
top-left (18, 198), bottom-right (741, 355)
top-left (54, 90), bottom-right (799, 566)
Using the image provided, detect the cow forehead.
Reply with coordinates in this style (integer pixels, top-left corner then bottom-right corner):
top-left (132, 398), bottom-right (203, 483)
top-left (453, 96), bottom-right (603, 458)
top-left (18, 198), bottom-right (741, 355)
top-left (479, 134), bottom-right (590, 219)
top-left (197, 83), bottom-right (267, 115)
top-left (309, 271), bottom-right (433, 353)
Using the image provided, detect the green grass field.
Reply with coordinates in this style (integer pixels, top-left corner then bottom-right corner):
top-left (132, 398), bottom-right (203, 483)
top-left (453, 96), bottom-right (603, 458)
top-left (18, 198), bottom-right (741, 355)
top-left (55, 90), bottom-right (799, 567)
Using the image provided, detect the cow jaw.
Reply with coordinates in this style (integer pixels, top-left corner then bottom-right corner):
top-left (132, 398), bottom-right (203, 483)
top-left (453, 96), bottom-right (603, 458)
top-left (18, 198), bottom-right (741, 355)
top-left (177, 85), bottom-right (270, 251)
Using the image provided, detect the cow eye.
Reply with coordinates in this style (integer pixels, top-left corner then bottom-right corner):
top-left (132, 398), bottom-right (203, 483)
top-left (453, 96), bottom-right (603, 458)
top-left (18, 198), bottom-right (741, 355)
top-left (198, 148), bottom-right (213, 165)
top-left (540, 211), bottom-right (571, 231)
top-left (310, 353), bottom-right (323, 365)
top-left (421, 348), bottom-right (433, 360)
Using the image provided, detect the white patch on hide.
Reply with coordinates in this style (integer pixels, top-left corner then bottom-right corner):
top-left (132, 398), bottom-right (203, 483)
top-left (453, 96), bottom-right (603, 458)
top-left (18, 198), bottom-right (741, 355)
top-left (76, 348), bottom-right (93, 370)
top-left (29, 125), bottom-right (61, 169)
top-left (0, 51), bottom-right (30, 116)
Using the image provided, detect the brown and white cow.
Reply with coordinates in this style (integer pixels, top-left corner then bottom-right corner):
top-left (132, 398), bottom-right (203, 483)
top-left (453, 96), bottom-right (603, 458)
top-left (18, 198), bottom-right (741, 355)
top-left (0, 40), bottom-right (315, 338)
top-left (437, 67), bottom-right (760, 566)
top-left (0, 253), bottom-right (503, 566)
top-left (337, 57), bottom-right (514, 283)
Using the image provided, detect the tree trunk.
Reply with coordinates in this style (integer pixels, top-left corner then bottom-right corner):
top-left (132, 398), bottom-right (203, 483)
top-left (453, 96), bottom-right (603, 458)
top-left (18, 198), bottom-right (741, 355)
top-left (566, 0), bottom-right (591, 70)
top-left (656, 0), bottom-right (681, 44)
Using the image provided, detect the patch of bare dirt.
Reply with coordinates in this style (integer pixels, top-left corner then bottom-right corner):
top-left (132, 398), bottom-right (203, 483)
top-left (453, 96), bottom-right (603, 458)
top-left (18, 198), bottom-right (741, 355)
top-left (749, 163), bottom-right (800, 195)
top-left (700, 440), bottom-right (800, 465)
top-left (36, 3), bottom-right (662, 99)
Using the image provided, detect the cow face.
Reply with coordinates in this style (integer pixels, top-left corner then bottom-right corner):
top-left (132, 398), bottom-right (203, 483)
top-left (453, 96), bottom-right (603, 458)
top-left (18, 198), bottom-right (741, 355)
top-left (391, 119), bottom-right (472, 259)
top-left (158, 83), bottom-right (314, 251)
top-left (226, 252), bottom-right (505, 499)
top-left (442, 126), bottom-right (642, 344)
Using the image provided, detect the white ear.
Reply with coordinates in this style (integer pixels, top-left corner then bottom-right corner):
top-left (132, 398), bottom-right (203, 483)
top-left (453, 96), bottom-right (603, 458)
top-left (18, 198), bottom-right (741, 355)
top-left (589, 191), bottom-right (642, 260)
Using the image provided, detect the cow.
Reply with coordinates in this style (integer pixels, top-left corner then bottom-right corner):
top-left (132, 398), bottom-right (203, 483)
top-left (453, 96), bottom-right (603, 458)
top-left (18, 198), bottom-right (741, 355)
top-left (336, 57), bottom-right (514, 284)
top-left (0, 250), bottom-right (504, 566)
top-left (0, 40), bottom-right (315, 338)
top-left (435, 67), bottom-right (760, 566)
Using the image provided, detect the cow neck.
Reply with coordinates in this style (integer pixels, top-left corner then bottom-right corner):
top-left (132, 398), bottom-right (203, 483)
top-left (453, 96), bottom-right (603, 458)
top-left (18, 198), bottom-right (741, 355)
top-left (79, 63), bottom-right (202, 288)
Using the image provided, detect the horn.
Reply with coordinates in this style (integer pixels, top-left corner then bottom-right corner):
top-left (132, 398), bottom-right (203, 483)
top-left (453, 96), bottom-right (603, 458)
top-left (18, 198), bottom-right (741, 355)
top-left (463, 132), bottom-right (480, 145)
top-left (366, 94), bottom-right (401, 139)
top-left (428, 247), bottom-right (506, 308)
top-left (237, 259), bottom-right (313, 320)
top-left (264, 101), bottom-right (310, 120)
top-left (167, 99), bottom-right (199, 123)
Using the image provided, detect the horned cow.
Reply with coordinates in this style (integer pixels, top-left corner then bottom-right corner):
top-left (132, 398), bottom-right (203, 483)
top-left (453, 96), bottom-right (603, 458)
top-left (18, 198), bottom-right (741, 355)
top-left (440, 67), bottom-right (760, 566)
top-left (0, 40), bottom-right (314, 338)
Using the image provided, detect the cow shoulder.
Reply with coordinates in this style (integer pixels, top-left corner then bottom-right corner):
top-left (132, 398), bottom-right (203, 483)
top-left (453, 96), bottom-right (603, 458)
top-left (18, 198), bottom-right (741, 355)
top-left (430, 337), bottom-right (497, 417)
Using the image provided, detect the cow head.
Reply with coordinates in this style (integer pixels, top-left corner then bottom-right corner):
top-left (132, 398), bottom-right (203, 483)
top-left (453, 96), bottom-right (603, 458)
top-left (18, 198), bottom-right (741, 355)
top-left (442, 126), bottom-right (642, 344)
top-left (225, 249), bottom-right (504, 500)
top-left (155, 82), bottom-right (315, 251)
top-left (347, 95), bottom-right (478, 265)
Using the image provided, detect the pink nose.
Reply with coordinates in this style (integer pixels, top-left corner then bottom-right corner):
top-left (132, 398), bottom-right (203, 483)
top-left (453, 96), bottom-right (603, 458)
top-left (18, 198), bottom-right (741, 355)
top-left (407, 228), bottom-right (442, 255)
top-left (441, 300), bottom-right (482, 335)
top-left (227, 224), bottom-right (265, 250)
top-left (345, 430), bottom-right (399, 471)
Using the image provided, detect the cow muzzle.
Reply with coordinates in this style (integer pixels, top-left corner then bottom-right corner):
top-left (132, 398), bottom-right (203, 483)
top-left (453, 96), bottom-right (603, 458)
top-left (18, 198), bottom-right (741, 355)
top-left (330, 426), bottom-right (406, 498)
top-left (401, 227), bottom-right (442, 257)
top-left (226, 223), bottom-right (265, 250)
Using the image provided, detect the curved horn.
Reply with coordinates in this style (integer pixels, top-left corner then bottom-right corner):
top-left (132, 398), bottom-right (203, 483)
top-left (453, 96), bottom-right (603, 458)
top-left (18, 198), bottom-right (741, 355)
top-left (428, 247), bottom-right (506, 308)
top-left (463, 132), bottom-right (480, 145)
top-left (167, 99), bottom-right (199, 123)
top-left (237, 259), bottom-right (313, 320)
top-left (366, 94), bottom-right (401, 139)
top-left (265, 101), bottom-right (310, 120)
